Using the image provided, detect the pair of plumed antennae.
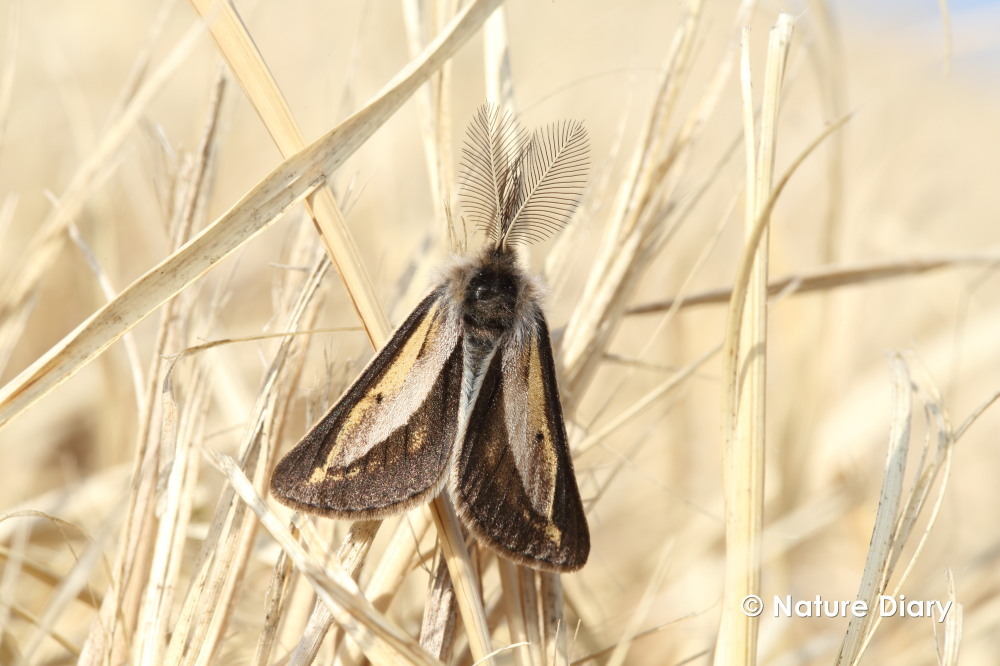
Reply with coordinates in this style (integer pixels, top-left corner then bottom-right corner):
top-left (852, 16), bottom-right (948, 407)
top-left (459, 104), bottom-right (589, 250)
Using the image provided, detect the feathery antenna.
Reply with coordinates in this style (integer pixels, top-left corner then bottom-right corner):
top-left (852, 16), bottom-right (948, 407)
top-left (459, 104), bottom-right (589, 250)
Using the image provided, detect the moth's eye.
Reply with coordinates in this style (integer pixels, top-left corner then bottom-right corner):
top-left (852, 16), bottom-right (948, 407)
top-left (468, 271), bottom-right (517, 303)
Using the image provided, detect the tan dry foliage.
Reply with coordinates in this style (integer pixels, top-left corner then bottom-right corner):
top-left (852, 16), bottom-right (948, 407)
top-left (1, 1), bottom-right (999, 665)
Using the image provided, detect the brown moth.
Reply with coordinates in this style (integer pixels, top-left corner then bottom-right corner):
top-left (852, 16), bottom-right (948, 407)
top-left (270, 104), bottom-right (590, 571)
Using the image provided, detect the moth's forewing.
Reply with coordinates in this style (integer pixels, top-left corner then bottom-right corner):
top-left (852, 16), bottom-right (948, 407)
top-left (454, 313), bottom-right (590, 572)
top-left (270, 292), bottom-right (463, 519)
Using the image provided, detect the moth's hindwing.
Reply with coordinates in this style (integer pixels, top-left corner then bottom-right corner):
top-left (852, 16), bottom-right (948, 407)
top-left (454, 313), bottom-right (590, 572)
top-left (270, 291), bottom-right (463, 519)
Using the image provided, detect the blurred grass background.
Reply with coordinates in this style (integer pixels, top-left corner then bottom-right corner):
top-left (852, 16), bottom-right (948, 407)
top-left (1, 0), bottom-right (1000, 664)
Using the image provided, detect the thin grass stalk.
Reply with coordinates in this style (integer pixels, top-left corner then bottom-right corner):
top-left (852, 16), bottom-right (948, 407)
top-left (940, 570), bottom-right (962, 665)
top-left (834, 355), bottom-right (912, 664)
top-left (165, 245), bottom-right (330, 664)
top-left (539, 571), bottom-right (567, 665)
top-left (577, 345), bottom-right (718, 456)
top-left (132, 71), bottom-right (228, 666)
top-left (429, 497), bottom-right (494, 664)
top-left (626, 251), bottom-right (1000, 315)
top-left (518, 567), bottom-right (544, 666)
top-left (15, 515), bottom-right (120, 665)
top-left (559, 0), bottom-right (704, 398)
top-left (214, 452), bottom-right (444, 666)
top-left (419, 553), bottom-right (458, 660)
top-left (714, 16), bottom-right (792, 665)
top-left (5, 603), bottom-right (79, 659)
top-left (253, 523), bottom-right (297, 666)
top-left (132, 361), bottom-right (207, 664)
top-left (561, 575), bottom-right (603, 660)
top-left (325, 516), bottom-right (430, 664)
top-left (498, 558), bottom-right (532, 666)
top-left (0, 541), bottom-right (106, 611)
top-left (404, 0), bottom-right (459, 254)
top-left (79, 70), bottom-right (225, 665)
top-left (483, 5), bottom-right (516, 112)
top-left (849, 359), bottom-right (957, 662)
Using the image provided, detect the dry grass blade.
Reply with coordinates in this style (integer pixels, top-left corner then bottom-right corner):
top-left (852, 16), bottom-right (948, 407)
top-left (403, 0), bottom-right (460, 253)
top-left (419, 553), bottom-right (458, 660)
top-left (210, 451), bottom-right (443, 666)
top-left (0, 545), bottom-right (103, 609)
top-left (429, 497), bottom-right (494, 664)
top-left (0, 0), bottom-right (503, 431)
top-left (483, 5), bottom-right (515, 110)
top-left (577, 344), bottom-right (718, 455)
top-left (539, 572), bottom-right (567, 665)
top-left (498, 558), bottom-right (531, 666)
top-left (558, 0), bottom-right (706, 398)
top-left (190, 0), bottom-right (394, 345)
top-left (164, 252), bottom-right (330, 666)
top-left (252, 526), bottom-right (296, 666)
top-left (844, 357), bottom-right (958, 663)
top-left (518, 567), bottom-right (544, 666)
top-left (4, 512), bottom-right (119, 665)
top-left (626, 251), bottom-right (1000, 315)
top-left (834, 355), bottom-right (913, 665)
top-left (714, 17), bottom-right (791, 665)
top-left (939, 569), bottom-right (962, 665)
top-left (289, 519), bottom-right (384, 665)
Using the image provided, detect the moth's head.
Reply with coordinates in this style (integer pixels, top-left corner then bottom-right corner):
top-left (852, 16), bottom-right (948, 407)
top-left (461, 249), bottom-right (522, 333)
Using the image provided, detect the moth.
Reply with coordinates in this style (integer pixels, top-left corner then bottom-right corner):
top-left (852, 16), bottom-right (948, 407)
top-left (270, 104), bottom-right (590, 572)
